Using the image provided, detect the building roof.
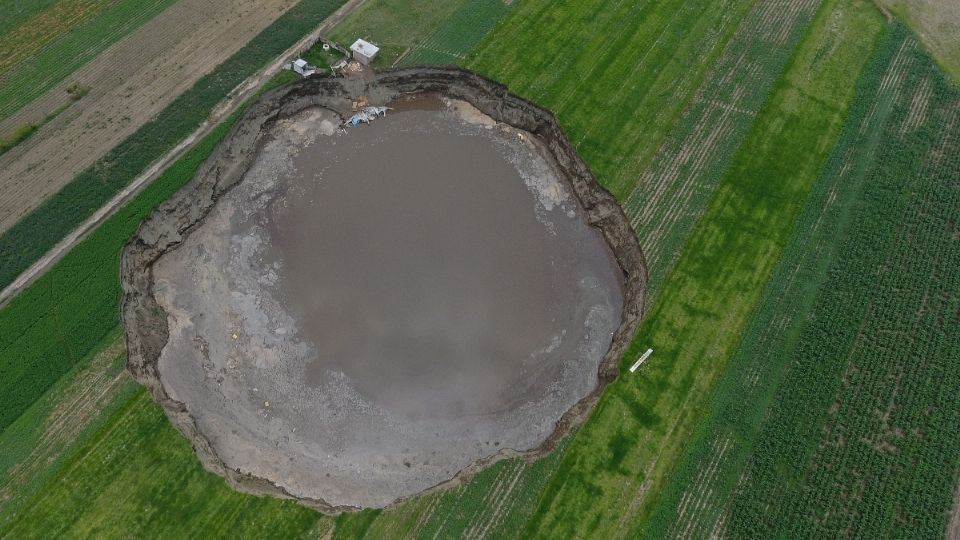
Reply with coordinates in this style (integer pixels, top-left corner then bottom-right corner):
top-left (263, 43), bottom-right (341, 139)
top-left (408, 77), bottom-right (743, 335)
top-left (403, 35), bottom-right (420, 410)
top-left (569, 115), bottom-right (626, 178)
top-left (293, 58), bottom-right (308, 68)
top-left (350, 39), bottom-right (380, 57)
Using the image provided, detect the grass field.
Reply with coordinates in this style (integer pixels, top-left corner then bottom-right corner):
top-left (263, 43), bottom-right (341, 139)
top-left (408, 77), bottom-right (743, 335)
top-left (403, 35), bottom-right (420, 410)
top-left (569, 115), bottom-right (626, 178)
top-left (400, 0), bottom-right (512, 66)
top-left (516, 2), bottom-right (884, 537)
top-left (468, 0), bottom-right (759, 201)
top-left (327, 0), bottom-right (469, 67)
top-left (1, 0), bottom-right (959, 537)
top-left (0, 0), bottom-right (178, 122)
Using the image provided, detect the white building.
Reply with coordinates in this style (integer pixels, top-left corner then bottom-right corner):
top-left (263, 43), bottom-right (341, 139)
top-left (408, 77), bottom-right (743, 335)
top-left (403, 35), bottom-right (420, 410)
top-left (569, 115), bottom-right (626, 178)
top-left (350, 39), bottom-right (379, 65)
top-left (292, 58), bottom-right (315, 77)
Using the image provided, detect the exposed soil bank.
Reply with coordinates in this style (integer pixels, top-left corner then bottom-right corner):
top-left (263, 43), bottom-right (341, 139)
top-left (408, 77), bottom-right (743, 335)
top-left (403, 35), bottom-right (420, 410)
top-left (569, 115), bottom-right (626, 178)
top-left (121, 67), bottom-right (647, 512)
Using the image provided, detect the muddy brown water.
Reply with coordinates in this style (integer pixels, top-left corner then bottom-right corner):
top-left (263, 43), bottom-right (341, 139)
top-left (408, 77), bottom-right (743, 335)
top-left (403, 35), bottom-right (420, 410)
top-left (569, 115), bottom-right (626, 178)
top-left (267, 108), bottom-right (623, 421)
top-left (148, 100), bottom-right (628, 508)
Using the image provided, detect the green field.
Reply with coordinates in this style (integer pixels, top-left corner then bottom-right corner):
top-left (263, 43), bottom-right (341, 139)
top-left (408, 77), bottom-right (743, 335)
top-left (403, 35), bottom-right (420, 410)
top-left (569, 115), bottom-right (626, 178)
top-left (327, 0), bottom-right (470, 67)
top-left (400, 0), bottom-right (512, 65)
top-left (1, 0), bottom-right (960, 537)
top-left (518, 2), bottom-right (884, 536)
top-left (639, 22), bottom-right (954, 537)
top-left (722, 26), bottom-right (960, 537)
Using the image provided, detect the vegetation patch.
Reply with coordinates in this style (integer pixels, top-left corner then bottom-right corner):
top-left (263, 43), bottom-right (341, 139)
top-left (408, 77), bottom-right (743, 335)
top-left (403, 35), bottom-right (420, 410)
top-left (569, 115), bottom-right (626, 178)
top-left (467, 0), bottom-right (759, 200)
top-left (400, 0), bottom-right (512, 66)
top-left (0, 123), bottom-right (36, 155)
top-left (719, 25), bottom-right (960, 537)
top-left (518, 1), bottom-right (884, 537)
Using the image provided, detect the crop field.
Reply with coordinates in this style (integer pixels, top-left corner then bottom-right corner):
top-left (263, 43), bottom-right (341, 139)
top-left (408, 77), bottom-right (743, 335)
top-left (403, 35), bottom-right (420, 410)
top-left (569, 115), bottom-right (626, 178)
top-left (720, 26), bottom-right (960, 537)
top-left (0, 0), bottom-right (315, 237)
top-left (400, 0), bottom-right (512, 66)
top-left (636, 23), bottom-right (960, 537)
top-left (1, 0), bottom-right (960, 537)
top-left (0, 0), bottom-right (178, 123)
top-left (0, 0), bottom-right (345, 290)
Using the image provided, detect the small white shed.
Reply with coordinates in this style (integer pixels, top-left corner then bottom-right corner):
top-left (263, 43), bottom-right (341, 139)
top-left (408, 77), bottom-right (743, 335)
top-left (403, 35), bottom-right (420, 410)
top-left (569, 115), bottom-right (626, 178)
top-left (292, 58), bottom-right (315, 76)
top-left (350, 39), bottom-right (379, 65)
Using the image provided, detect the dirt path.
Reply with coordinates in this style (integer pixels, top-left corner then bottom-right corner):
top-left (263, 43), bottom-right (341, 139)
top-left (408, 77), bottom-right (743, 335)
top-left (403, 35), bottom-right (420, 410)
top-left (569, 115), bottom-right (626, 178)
top-left (0, 0), bottom-right (304, 233)
top-left (949, 480), bottom-right (960, 540)
top-left (0, 0), bottom-right (367, 308)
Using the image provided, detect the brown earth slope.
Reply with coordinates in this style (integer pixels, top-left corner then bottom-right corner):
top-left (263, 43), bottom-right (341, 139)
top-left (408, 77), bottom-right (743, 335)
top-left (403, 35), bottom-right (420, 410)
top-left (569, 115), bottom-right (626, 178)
top-left (0, 0), bottom-right (300, 234)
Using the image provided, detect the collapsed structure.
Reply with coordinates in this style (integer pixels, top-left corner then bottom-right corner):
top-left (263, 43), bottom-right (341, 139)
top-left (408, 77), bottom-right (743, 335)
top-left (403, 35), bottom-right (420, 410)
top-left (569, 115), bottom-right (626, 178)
top-left (121, 67), bottom-right (647, 511)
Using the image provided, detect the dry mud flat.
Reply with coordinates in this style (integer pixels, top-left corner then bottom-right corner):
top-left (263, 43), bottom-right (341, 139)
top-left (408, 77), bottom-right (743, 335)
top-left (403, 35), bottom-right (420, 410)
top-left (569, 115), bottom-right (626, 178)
top-left (122, 67), bottom-right (647, 511)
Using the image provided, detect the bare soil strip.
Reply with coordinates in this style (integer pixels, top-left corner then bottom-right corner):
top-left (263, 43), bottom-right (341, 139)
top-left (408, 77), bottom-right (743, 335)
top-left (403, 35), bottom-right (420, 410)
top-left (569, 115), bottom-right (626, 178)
top-left (949, 480), bottom-right (960, 540)
top-left (0, 0), bottom-right (367, 309)
top-left (0, 0), bottom-right (306, 234)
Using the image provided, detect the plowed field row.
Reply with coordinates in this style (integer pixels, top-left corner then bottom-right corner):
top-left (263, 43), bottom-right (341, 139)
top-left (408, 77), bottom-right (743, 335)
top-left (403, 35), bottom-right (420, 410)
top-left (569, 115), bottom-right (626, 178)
top-left (0, 0), bottom-right (178, 122)
top-left (0, 0), bottom-right (300, 234)
top-left (621, 0), bottom-right (821, 294)
top-left (645, 24), bottom-right (960, 539)
top-left (640, 27), bottom-right (918, 538)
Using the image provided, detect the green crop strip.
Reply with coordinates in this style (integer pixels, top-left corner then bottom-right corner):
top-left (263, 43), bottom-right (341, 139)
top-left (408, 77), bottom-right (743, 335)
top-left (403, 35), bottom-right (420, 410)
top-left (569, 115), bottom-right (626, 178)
top-left (518, 1), bottom-right (884, 537)
top-left (719, 25), bottom-right (960, 538)
top-left (467, 0), bottom-right (760, 201)
top-left (0, 388), bottom-right (329, 538)
top-left (639, 22), bottom-right (910, 538)
top-left (620, 0), bottom-right (822, 294)
top-left (400, 0), bottom-right (511, 66)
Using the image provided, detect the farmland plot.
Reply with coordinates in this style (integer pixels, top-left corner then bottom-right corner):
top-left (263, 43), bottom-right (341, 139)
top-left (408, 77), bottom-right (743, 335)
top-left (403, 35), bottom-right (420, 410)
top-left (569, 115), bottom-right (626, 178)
top-left (639, 24), bottom-right (923, 538)
top-left (0, 0), bottom-right (347, 293)
top-left (400, 0), bottom-right (511, 66)
top-left (0, 388), bottom-right (329, 538)
top-left (517, 2), bottom-right (884, 537)
top-left (621, 0), bottom-right (822, 293)
top-left (0, 0), bottom-right (178, 122)
top-left (469, 0), bottom-right (762, 200)
top-left (2, 0), bottom-right (958, 539)
top-left (0, 0), bottom-right (303, 235)
top-left (718, 25), bottom-right (960, 538)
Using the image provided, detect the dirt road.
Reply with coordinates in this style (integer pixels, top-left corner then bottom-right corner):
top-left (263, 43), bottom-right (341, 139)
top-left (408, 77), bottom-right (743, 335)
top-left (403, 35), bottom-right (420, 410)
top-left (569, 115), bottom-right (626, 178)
top-left (0, 0), bottom-right (304, 234)
top-left (0, 0), bottom-right (367, 308)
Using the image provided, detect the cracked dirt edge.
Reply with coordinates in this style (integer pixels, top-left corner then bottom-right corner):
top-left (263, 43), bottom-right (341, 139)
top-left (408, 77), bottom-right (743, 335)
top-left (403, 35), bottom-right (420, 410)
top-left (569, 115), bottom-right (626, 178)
top-left (120, 66), bottom-right (648, 513)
